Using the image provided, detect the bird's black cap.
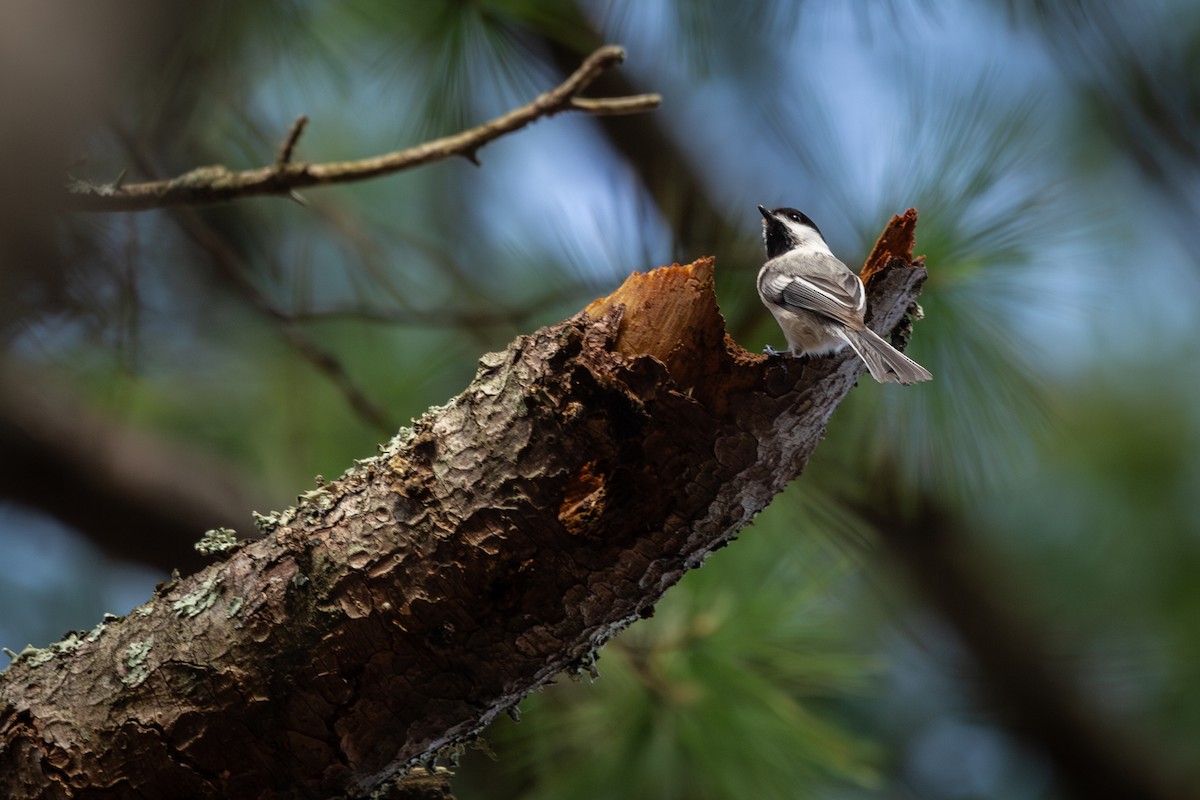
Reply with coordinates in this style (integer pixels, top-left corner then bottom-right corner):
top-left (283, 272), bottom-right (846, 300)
top-left (758, 205), bottom-right (823, 258)
top-left (759, 205), bottom-right (821, 234)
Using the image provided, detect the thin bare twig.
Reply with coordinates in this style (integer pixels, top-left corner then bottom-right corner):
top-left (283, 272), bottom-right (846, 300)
top-left (66, 45), bottom-right (660, 212)
top-left (105, 126), bottom-right (394, 434)
top-left (170, 209), bottom-right (396, 434)
top-left (274, 115), bottom-right (309, 169)
top-left (568, 95), bottom-right (659, 115)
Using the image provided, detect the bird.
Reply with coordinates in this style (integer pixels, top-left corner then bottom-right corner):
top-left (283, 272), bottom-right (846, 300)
top-left (756, 204), bottom-right (932, 385)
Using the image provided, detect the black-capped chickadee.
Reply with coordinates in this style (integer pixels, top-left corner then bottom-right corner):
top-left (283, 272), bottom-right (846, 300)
top-left (757, 205), bottom-right (932, 385)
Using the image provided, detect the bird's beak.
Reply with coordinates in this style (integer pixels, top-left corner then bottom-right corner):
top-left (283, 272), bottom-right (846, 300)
top-left (757, 205), bottom-right (772, 220)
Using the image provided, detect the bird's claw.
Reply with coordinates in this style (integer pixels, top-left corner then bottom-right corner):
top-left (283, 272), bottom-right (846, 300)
top-left (762, 344), bottom-right (791, 357)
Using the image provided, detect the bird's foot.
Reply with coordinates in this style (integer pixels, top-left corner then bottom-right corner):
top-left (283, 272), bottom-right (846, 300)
top-left (763, 344), bottom-right (793, 358)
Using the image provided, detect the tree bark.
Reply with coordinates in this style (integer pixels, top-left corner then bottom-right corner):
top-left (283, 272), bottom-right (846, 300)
top-left (0, 213), bottom-right (928, 799)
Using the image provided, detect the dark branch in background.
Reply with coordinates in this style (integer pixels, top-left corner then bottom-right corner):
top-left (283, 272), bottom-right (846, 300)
top-left (283, 303), bottom-right (547, 330)
top-left (100, 121), bottom-right (397, 437)
top-left (0, 360), bottom-right (270, 576)
top-left (65, 46), bottom-right (659, 212)
top-left (856, 480), bottom-right (1191, 800)
top-left (851, 217), bottom-right (1190, 797)
top-left (294, 200), bottom-right (569, 338)
top-left (539, 10), bottom-right (762, 320)
top-left (1004, 3), bottom-right (1200, 249)
top-left (103, 120), bottom-right (397, 437)
top-left (79, 44), bottom-right (659, 456)
top-left (169, 207), bottom-right (397, 434)
top-left (547, 47), bottom-right (731, 257)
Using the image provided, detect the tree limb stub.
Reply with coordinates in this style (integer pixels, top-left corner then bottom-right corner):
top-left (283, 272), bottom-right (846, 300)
top-left (0, 212), bottom-right (928, 799)
top-left (65, 45), bottom-right (661, 212)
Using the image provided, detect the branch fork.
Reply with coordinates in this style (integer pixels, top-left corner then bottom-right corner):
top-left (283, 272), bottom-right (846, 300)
top-left (66, 45), bottom-right (659, 212)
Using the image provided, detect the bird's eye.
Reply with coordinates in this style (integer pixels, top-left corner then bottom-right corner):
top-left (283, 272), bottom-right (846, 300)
top-left (789, 213), bottom-right (800, 221)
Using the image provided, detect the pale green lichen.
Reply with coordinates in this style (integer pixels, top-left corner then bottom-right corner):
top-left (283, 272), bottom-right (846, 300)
top-left (54, 633), bottom-right (82, 653)
top-left (171, 574), bottom-right (221, 618)
top-left (255, 472), bottom-right (345, 534)
top-left (383, 423), bottom-right (418, 453)
top-left (36, 634), bottom-right (82, 665)
top-left (195, 527), bottom-right (242, 556)
top-left (253, 503), bottom-right (300, 533)
top-left (252, 510), bottom-right (283, 533)
top-left (3, 644), bottom-right (38, 665)
top-left (23, 648), bottom-right (55, 668)
top-left (298, 486), bottom-right (334, 506)
top-left (4, 631), bottom-right (90, 669)
top-left (335, 455), bottom-right (380, 485)
top-left (296, 480), bottom-right (344, 523)
top-left (85, 619), bottom-right (110, 641)
top-left (226, 596), bottom-right (245, 619)
top-left (122, 638), bottom-right (153, 686)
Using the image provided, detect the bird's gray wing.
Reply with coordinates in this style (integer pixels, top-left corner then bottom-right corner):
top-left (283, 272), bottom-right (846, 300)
top-left (761, 253), bottom-right (866, 327)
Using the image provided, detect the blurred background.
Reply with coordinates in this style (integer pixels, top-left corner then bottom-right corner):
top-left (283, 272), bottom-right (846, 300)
top-left (2, 1), bottom-right (1198, 798)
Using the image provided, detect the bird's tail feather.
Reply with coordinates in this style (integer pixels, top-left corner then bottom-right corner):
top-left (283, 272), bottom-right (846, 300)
top-left (840, 327), bottom-right (932, 385)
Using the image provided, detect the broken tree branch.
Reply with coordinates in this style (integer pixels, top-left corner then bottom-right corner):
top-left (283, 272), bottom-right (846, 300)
top-left (0, 212), bottom-right (928, 799)
top-left (65, 45), bottom-right (660, 212)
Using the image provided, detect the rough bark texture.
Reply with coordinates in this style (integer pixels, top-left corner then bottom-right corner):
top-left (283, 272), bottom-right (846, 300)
top-left (0, 212), bottom-right (928, 799)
